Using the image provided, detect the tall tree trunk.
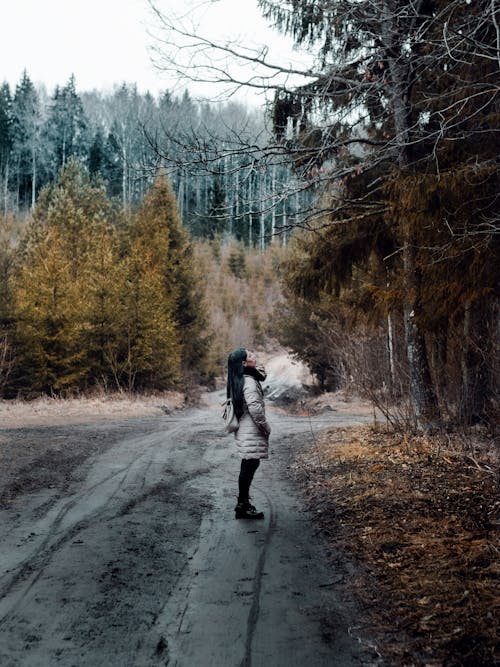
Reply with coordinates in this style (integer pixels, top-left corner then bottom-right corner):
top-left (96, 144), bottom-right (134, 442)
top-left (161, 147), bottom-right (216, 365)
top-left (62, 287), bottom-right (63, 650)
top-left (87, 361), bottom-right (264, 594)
top-left (183, 172), bottom-right (188, 223)
top-left (204, 174), bottom-right (209, 221)
top-left (401, 212), bottom-right (439, 429)
top-left (247, 175), bottom-right (253, 246)
top-left (178, 173), bottom-right (184, 221)
top-left (271, 165), bottom-right (276, 238)
top-left (403, 259), bottom-right (439, 429)
top-left (388, 29), bottom-right (439, 429)
top-left (281, 199), bottom-right (287, 247)
top-left (387, 310), bottom-right (396, 389)
top-left (460, 299), bottom-right (492, 424)
top-left (233, 167), bottom-right (239, 236)
top-left (62, 133), bottom-right (66, 167)
top-left (3, 158), bottom-right (8, 218)
top-left (195, 174), bottom-right (201, 224)
top-left (121, 142), bottom-right (127, 210)
top-left (259, 174), bottom-right (265, 251)
top-left (31, 144), bottom-right (36, 210)
top-left (15, 156), bottom-right (20, 213)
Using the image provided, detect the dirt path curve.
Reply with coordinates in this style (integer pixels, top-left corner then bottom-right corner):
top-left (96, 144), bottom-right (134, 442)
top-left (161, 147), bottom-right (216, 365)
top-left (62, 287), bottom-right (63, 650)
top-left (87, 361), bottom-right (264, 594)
top-left (0, 393), bottom-right (374, 666)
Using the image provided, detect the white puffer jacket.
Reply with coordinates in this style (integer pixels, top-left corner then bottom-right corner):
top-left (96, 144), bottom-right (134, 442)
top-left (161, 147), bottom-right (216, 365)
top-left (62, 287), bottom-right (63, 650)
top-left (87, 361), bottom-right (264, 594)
top-left (234, 374), bottom-right (271, 459)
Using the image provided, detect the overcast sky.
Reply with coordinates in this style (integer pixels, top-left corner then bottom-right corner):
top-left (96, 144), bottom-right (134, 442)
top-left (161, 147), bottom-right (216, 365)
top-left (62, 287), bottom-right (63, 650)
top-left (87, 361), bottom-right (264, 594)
top-left (2, 0), bottom-right (307, 103)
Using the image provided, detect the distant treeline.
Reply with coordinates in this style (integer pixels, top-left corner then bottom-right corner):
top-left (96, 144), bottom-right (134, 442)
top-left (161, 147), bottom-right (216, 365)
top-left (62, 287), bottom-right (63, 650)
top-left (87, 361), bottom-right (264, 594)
top-left (0, 73), bottom-right (308, 246)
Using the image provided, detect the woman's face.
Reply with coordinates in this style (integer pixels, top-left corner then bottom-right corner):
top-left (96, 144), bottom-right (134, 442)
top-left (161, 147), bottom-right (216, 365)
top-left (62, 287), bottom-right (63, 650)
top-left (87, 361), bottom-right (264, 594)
top-left (243, 350), bottom-right (256, 368)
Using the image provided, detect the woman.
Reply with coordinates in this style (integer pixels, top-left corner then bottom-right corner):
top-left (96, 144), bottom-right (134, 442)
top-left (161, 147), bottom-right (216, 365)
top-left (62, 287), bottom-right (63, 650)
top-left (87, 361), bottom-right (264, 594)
top-left (227, 348), bottom-right (271, 519)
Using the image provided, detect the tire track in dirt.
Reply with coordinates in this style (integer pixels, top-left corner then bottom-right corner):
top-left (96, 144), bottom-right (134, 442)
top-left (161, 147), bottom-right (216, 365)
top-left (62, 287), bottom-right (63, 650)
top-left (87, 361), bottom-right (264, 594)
top-left (0, 424), bottom-right (186, 625)
top-left (240, 487), bottom-right (277, 667)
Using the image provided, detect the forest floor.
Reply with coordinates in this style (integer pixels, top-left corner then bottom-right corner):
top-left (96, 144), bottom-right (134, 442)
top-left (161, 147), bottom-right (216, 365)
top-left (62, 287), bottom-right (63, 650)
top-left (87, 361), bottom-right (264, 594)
top-left (291, 398), bottom-right (499, 667)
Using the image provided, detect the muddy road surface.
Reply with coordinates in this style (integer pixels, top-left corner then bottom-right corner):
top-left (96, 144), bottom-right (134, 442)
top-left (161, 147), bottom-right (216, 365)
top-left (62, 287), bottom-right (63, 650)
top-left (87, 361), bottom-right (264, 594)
top-left (0, 394), bottom-right (374, 666)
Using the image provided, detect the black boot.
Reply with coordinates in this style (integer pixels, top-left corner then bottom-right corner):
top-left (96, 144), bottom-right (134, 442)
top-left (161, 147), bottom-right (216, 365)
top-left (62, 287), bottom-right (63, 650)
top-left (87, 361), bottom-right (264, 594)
top-left (235, 500), bottom-right (264, 520)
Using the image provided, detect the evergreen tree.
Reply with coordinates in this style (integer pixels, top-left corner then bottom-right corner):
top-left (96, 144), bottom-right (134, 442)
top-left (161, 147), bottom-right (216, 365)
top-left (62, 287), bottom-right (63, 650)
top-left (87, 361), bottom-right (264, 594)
top-left (0, 213), bottom-right (14, 335)
top-left (134, 174), bottom-right (210, 377)
top-left (44, 75), bottom-right (89, 179)
top-left (88, 128), bottom-right (106, 176)
top-left (207, 173), bottom-right (227, 239)
top-left (101, 129), bottom-right (123, 199)
top-left (191, 172), bottom-right (227, 239)
top-left (111, 238), bottom-right (181, 390)
top-left (31, 158), bottom-right (113, 277)
top-left (13, 228), bottom-right (89, 393)
top-left (11, 159), bottom-right (117, 393)
top-left (85, 227), bottom-right (123, 387)
top-left (11, 71), bottom-right (41, 209)
top-left (0, 82), bottom-right (12, 215)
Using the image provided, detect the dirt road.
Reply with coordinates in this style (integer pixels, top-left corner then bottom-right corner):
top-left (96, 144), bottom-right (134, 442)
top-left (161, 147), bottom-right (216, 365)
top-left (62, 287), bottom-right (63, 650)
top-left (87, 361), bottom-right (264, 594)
top-left (0, 393), bottom-right (375, 666)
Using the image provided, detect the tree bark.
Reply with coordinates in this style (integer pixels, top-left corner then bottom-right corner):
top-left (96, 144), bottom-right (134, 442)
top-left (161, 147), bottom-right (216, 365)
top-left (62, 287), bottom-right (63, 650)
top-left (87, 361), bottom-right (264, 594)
top-left (31, 144), bottom-right (36, 211)
top-left (178, 173), bottom-right (185, 221)
top-left (387, 310), bottom-right (396, 389)
top-left (122, 142), bottom-right (127, 210)
top-left (247, 175), bottom-right (253, 246)
top-left (271, 165), bottom-right (276, 238)
top-left (386, 5), bottom-right (439, 429)
top-left (259, 174), bottom-right (265, 251)
top-left (460, 299), bottom-right (493, 424)
top-left (3, 158), bottom-right (8, 218)
top-left (400, 204), bottom-right (439, 430)
top-left (281, 199), bottom-right (287, 247)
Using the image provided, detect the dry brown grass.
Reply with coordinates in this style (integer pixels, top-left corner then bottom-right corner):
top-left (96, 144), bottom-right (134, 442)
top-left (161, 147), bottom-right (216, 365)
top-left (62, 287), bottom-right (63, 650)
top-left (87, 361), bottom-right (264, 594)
top-left (293, 425), bottom-right (499, 666)
top-left (0, 392), bottom-right (185, 428)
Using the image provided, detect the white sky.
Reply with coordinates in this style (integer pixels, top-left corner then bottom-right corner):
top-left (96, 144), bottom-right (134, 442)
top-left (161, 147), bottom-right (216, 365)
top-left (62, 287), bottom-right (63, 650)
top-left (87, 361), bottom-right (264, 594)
top-left (2, 0), bottom-right (309, 104)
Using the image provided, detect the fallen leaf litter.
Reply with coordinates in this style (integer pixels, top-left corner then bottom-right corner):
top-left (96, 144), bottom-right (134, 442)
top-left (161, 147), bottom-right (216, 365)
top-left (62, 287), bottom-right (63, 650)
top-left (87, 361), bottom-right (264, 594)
top-left (292, 425), bottom-right (499, 666)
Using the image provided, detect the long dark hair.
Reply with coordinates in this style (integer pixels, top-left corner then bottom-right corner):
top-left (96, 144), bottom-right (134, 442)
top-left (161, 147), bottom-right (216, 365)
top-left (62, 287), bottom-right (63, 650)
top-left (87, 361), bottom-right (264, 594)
top-left (227, 348), bottom-right (247, 419)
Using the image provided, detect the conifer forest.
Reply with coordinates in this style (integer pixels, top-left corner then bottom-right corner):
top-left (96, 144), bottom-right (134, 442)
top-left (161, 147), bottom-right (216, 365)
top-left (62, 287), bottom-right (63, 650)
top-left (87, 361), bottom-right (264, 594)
top-left (0, 0), bottom-right (498, 432)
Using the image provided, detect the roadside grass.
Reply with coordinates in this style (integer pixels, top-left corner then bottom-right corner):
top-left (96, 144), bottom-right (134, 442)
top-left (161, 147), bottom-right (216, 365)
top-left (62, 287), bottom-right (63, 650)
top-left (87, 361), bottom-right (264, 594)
top-left (292, 425), bottom-right (498, 666)
top-left (0, 391), bottom-right (186, 428)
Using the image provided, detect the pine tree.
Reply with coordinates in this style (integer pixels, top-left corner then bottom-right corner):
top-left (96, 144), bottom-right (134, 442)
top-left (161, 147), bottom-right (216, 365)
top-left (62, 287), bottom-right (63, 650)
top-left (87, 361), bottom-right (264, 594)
top-left (85, 227), bottom-right (123, 387)
top-left (134, 174), bottom-right (211, 377)
top-left (10, 161), bottom-right (212, 394)
top-left (111, 239), bottom-right (181, 390)
top-left (0, 82), bottom-right (12, 215)
top-left (44, 75), bottom-right (89, 180)
top-left (13, 228), bottom-right (89, 393)
top-left (11, 72), bottom-right (41, 209)
top-left (31, 157), bottom-right (113, 278)
top-left (12, 159), bottom-right (118, 393)
top-left (191, 172), bottom-right (227, 239)
top-left (88, 129), bottom-right (106, 176)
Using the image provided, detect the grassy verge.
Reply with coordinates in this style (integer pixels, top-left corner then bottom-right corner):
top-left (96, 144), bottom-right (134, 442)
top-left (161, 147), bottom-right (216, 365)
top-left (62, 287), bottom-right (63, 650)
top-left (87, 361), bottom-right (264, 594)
top-left (292, 425), bottom-right (498, 666)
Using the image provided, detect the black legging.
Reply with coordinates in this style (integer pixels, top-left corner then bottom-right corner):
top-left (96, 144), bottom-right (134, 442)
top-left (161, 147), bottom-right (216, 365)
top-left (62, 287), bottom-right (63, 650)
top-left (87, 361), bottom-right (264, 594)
top-left (238, 458), bottom-right (260, 503)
